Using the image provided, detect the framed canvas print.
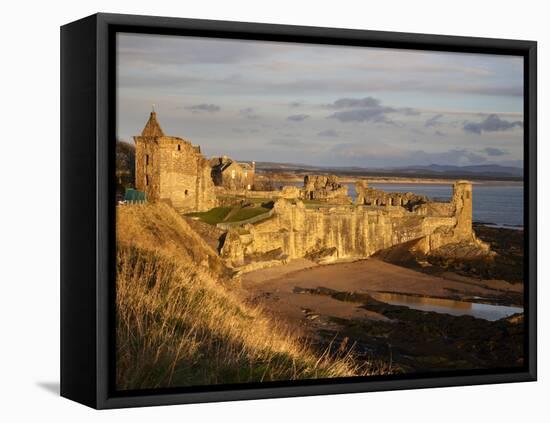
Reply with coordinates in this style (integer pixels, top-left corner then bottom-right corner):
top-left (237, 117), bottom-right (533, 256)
top-left (60, 13), bottom-right (537, 409)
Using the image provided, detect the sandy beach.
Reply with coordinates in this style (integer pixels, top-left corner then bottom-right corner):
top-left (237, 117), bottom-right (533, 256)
top-left (240, 257), bottom-right (524, 372)
top-left (241, 258), bottom-right (523, 321)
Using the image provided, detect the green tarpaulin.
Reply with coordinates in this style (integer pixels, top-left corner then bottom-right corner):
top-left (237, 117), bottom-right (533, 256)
top-left (124, 188), bottom-right (147, 203)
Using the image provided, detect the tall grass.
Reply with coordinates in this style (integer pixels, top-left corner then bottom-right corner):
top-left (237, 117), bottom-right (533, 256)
top-left (116, 204), bottom-right (382, 390)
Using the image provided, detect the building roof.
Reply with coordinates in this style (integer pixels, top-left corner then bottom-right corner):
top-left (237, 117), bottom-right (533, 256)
top-left (141, 111), bottom-right (165, 137)
top-left (213, 161), bottom-right (239, 173)
top-left (210, 157), bottom-right (254, 173)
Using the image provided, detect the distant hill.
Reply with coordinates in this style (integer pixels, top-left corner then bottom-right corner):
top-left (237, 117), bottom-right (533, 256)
top-left (254, 161), bottom-right (523, 181)
top-left (395, 164), bottom-right (523, 178)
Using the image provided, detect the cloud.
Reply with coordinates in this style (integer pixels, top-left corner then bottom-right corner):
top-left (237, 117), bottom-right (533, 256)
top-left (232, 127), bottom-right (259, 134)
top-left (269, 79), bottom-right (522, 97)
top-left (240, 107), bottom-right (261, 120)
top-left (325, 97), bottom-right (419, 124)
top-left (425, 114), bottom-right (443, 127)
top-left (287, 114), bottom-right (310, 122)
top-left (399, 107), bottom-right (421, 116)
top-left (327, 97), bottom-right (381, 108)
top-left (277, 131), bottom-right (302, 138)
top-left (412, 149), bottom-right (488, 166)
top-left (329, 142), bottom-right (489, 167)
top-left (317, 129), bottom-right (339, 137)
top-left (463, 114), bottom-right (523, 134)
top-left (458, 85), bottom-right (523, 97)
top-left (118, 33), bottom-right (270, 66)
top-left (185, 103), bottom-right (220, 113)
top-left (270, 138), bottom-right (308, 148)
top-left (270, 138), bottom-right (296, 146)
top-left (481, 147), bottom-right (508, 156)
top-left (117, 34), bottom-right (524, 168)
top-left (118, 33), bottom-right (524, 105)
top-left (328, 108), bottom-right (394, 123)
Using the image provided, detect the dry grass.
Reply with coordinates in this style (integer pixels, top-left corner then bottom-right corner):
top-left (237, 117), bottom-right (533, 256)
top-left (116, 203), bottom-right (382, 390)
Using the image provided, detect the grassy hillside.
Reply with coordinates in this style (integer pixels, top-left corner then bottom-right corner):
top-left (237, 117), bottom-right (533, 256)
top-left (116, 203), bottom-right (376, 390)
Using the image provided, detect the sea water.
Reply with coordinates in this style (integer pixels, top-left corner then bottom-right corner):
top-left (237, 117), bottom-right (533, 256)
top-left (366, 183), bottom-right (524, 228)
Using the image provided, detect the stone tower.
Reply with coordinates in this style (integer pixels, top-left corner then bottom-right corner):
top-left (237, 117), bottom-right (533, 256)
top-left (451, 180), bottom-right (473, 240)
top-left (133, 111), bottom-right (216, 212)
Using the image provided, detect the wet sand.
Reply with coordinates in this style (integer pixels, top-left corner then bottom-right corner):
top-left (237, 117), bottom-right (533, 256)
top-left (242, 258), bottom-right (522, 312)
top-left (241, 258), bottom-right (524, 372)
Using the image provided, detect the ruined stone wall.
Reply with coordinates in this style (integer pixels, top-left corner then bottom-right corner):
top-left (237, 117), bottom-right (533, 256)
top-left (452, 180), bottom-right (473, 237)
top-left (217, 185), bottom-right (301, 203)
top-left (222, 201), bottom-right (458, 266)
top-left (355, 180), bottom-right (427, 209)
top-left (416, 201), bottom-right (454, 217)
top-left (301, 175), bottom-right (351, 204)
top-left (134, 112), bottom-right (216, 213)
top-left (414, 180), bottom-right (476, 253)
top-left (134, 138), bottom-right (161, 202)
top-left (243, 166), bottom-right (255, 189)
top-left (157, 137), bottom-right (216, 212)
top-left (221, 180), bottom-right (482, 267)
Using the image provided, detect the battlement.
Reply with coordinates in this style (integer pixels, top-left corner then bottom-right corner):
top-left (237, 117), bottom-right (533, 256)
top-left (355, 180), bottom-right (427, 210)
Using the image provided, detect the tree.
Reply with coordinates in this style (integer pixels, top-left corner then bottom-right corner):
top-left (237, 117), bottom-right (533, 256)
top-left (116, 139), bottom-right (136, 199)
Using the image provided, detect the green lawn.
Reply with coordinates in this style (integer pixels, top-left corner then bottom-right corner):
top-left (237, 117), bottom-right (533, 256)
top-left (217, 195), bottom-right (275, 206)
top-left (186, 207), bottom-right (231, 225)
top-left (186, 206), bottom-right (271, 225)
top-left (229, 207), bottom-right (270, 222)
top-left (246, 197), bottom-right (276, 205)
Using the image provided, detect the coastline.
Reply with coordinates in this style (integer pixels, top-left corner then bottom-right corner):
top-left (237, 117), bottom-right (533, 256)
top-left (241, 256), bottom-right (524, 373)
top-left (259, 174), bottom-right (523, 186)
top-left (239, 222), bottom-right (525, 373)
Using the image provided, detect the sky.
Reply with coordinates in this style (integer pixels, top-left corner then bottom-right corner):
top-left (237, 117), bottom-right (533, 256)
top-left (117, 33), bottom-right (524, 168)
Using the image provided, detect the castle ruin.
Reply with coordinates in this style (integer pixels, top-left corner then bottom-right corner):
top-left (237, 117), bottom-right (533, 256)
top-left (355, 180), bottom-right (426, 210)
top-left (134, 111), bottom-right (217, 212)
top-left (132, 111), bottom-right (487, 270)
top-left (301, 175), bottom-right (351, 204)
top-left (220, 180), bottom-right (488, 268)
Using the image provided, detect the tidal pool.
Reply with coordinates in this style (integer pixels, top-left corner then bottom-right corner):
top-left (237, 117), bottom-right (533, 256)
top-left (369, 292), bottom-right (523, 321)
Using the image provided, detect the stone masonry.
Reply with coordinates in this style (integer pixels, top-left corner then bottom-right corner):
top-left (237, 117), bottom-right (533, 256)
top-left (221, 180), bottom-right (489, 267)
top-left (355, 180), bottom-right (427, 210)
top-left (301, 175), bottom-right (351, 204)
top-left (131, 112), bottom-right (488, 269)
top-left (134, 112), bottom-right (216, 212)
top-left (210, 156), bottom-right (256, 190)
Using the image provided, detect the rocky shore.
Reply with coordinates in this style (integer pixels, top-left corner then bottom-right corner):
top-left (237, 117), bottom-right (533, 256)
top-left (295, 287), bottom-right (524, 373)
top-left (241, 225), bottom-right (525, 375)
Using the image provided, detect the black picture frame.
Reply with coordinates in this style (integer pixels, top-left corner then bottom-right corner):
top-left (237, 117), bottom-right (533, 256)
top-left (60, 12), bottom-right (537, 409)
